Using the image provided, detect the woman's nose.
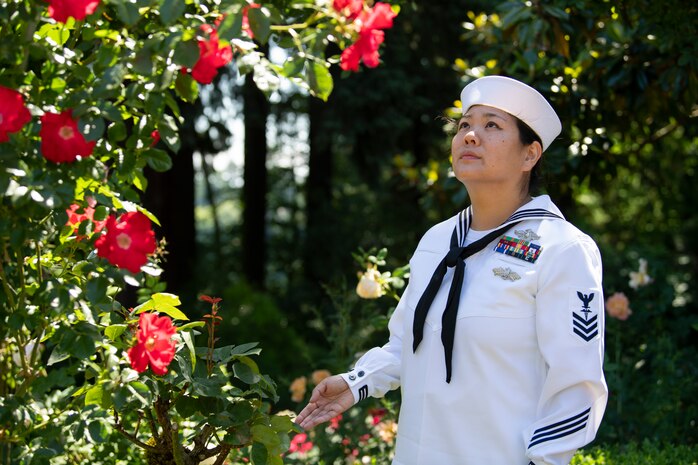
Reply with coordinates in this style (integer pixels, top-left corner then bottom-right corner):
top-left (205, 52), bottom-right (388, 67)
top-left (463, 128), bottom-right (478, 145)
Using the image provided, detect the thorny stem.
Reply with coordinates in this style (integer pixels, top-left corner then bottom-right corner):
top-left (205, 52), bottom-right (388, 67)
top-left (204, 300), bottom-right (221, 377)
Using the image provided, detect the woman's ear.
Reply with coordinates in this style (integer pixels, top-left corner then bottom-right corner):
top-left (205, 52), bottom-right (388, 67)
top-left (522, 141), bottom-right (543, 172)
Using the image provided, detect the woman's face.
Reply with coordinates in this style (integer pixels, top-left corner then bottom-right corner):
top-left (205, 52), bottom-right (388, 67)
top-left (451, 105), bottom-right (540, 189)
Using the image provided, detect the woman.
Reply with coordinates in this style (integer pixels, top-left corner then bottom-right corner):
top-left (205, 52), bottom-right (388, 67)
top-left (296, 75), bottom-right (607, 465)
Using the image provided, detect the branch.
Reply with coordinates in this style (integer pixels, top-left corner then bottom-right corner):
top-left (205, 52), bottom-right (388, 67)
top-left (212, 445), bottom-right (233, 465)
top-left (194, 444), bottom-right (222, 461)
top-left (191, 424), bottom-right (216, 458)
top-left (145, 408), bottom-right (160, 441)
top-left (113, 412), bottom-right (160, 453)
top-left (171, 424), bottom-right (186, 465)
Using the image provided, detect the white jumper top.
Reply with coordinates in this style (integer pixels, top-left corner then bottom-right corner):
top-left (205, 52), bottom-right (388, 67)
top-left (340, 195), bottom-right (607, 465)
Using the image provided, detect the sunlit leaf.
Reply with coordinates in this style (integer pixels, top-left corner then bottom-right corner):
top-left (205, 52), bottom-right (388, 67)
top-left (104, 324), bottom-right (128, 341)
top-left (306, 61), bottom-right (333, 101)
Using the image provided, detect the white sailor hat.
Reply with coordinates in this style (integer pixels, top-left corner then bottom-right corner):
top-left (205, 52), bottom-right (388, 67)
top-left (460, 75), bottom-right (562, 151)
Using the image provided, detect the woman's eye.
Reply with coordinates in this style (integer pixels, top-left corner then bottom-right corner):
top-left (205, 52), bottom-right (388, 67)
top-left (458, 121), bottom-right (469, 130)
top-left (486, 121), bottom-right (500, 128)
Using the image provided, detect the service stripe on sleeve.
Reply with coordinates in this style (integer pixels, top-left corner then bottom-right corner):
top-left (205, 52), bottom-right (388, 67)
top-left (528, 407), bottom-right (590, 449)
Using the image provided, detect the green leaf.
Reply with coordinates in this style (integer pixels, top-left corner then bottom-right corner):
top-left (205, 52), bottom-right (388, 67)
top-left (173, 40), bottom-right (201, 68)
top-left (86, 277), bottom-right (109, 303)
top-left (223, 422), bottom-right (252, 446)
top-left (251, 424), bottom-right (281, 448)
top-left (114, 1), bottom-right (140, 26)
top-left (85, 384), bottom-right (112, 409)
top-left (37, 23), bottom-right (70, 46)
top-left (233, 357), bottom-right (261, 385)
top-left (180, 329), bottom-right (196, 372)
top-left (142, 148), bottom-right (173, 172)
top-left (178, 321), bottom-right (205, 331)
top-left (87, 420), bottom-right (108, 443)
top-left (190, 376), bottom-right (227, 397)
top-left (195, 343), bottom-right (260, 364)
top-left (250, 442), bottom-right (267, 465)
top-left (135, 301), bottom-right (188, 320)
top-left (269, 414), bottom-right (294, 433)
top-left (93, 205), bottom-right (109, 221)
top-left (175, 72), bottom-right (199, 103)
top-left (159, 114), bottom-right (181, 152)
top-left (108, 121), bottom-right (127, 142)
top-left (159, 0), bottom-right (186, 25)
top-left (248, 6), bottom-right (271, 44)
top-left (230, 342), bottom-right (261, 356)
top-left (217, 12), bottom-right (243, 41)
top-left (174, 395), bottom-right (198, 418)
top-left (94, 64), bottom-right (126, 98)
top-left (47, 346), bottom-right (70, 366)
top-left (281, 56), bottom-right (304, 78)
top-left (133, 48), bottom-right (154, 76)
top-left (306, 61), bottom-right (333, 101)
top-left (152, 292), bottom-right (181, 307)
top-left (105, 324), bottom-right (128, 341)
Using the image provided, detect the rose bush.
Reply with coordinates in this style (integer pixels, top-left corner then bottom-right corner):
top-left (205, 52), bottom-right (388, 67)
top-left (0, 0), bottom-right (397, 463)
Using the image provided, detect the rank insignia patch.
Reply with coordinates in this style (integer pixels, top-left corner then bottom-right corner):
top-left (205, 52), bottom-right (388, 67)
top-left (492, 267), bottom-right (521, 281)
top-left (494, 236), bottom-right (542, 263)
top-left (570, 290), bottom-right (599, 342)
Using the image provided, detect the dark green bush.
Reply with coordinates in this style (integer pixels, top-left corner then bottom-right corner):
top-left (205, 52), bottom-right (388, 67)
top-left (572, 441), bottom-right (698, 465)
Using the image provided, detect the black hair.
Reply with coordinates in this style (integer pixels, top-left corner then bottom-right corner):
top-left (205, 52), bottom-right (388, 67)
top-left (514, 117), bottom-right (544, 194)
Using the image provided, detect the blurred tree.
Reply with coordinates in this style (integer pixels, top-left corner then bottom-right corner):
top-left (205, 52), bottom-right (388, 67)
top-left (242, 72), bottom-right (270, 289)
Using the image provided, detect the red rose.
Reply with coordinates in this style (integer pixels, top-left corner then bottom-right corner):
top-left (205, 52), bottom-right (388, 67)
top-left (40, 110), bottom-right (96, 163)
top-left (127, 312), bottom-right (176, 376)
top-left (333, 0), bottom-right (363, 20)
top-left (188, 26), bottom-right (233, 84)
top-left (288, 433), bottom-right (313, 455)
top-left (66, 204), bottom-right (106, 237)
top-left (340, 29), bottom-right (384, 71)
top-left (95, 211), bottom-right (157, 273)
top-left (340, 2), bottom-right (396, 72)
top-left (242, 3), bottom-right (261, 39)
top-left (0, 86), bottom-right (32, 143)
top-left (360, 2), bottom-right (396, 30)
top-left (329, 414), bottom-right (342, 430)
top-left (150, 129), bottom-right (160, 146)
top-left (46, 0), bottom-right (101, 23)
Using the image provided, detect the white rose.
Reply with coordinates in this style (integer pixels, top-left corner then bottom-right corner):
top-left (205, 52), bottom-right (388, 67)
top-left (356, 269), bottom-right (384, 299)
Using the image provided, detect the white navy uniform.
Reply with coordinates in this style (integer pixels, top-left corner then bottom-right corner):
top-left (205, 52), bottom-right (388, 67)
top-left (340, 195), bottom-right (607, 465)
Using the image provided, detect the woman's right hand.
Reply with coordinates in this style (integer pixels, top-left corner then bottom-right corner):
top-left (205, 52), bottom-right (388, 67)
top-left (295, 374), bottom-right (355, 429)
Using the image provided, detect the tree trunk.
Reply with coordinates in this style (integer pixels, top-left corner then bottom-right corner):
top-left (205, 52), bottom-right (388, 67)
top-left (303, 96), bottom-right (335, 284)
top-left (241, 73), bottom-right (269, 288)
top-left (143, 118), bottom-right (196, 296)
